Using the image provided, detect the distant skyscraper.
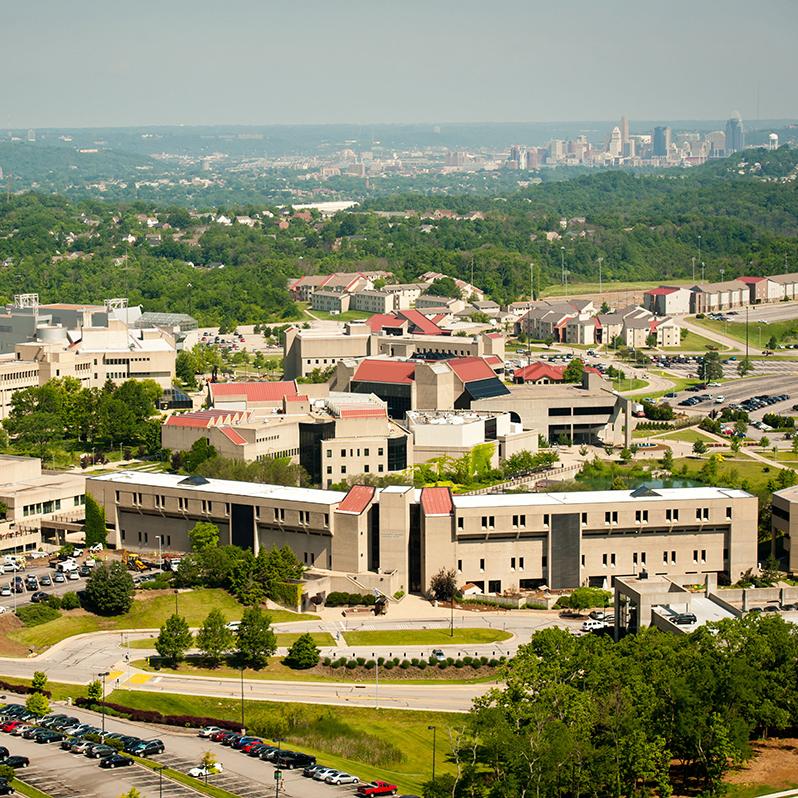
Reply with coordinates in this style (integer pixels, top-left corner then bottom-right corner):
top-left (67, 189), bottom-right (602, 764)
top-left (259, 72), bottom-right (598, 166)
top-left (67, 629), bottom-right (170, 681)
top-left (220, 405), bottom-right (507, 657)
top-left (652, 126), bottom-right (672, 157)
top-left (622, 139), bottom-right (636, 158)
top-left (725, 113), bottom-right (745, 154)
top-left (608, 126), bottom-right (623, 157)
top-left (548, 139), bottom-right (565, 162)
top-left (620, 115), bottom-right (630, 144)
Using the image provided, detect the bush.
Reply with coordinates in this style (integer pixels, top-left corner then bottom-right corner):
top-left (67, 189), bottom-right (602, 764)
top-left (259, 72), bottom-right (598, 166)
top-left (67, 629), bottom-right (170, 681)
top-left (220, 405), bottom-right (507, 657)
top-left (61, 591), bottom-right (80, 610)
top-left (383, 660), bottom-right (394, 670)
top-left (332, 657), bottom-right (347, 669)
top-left (356, 657), bottom-right (365, 666)
top-left (364, 660), bottom-right (375, 670)
top-left (400, 660), bottom-right (410, 670)
top-left (324, 591), bottom-right (377, 607)
top-left (377, 656), bottom-right (385, 666)
top-left (46, 594), bottom-right (62, 610)
top-left (417, 660), bottom-right (427, 670)
top-left (489, 658), bottom-right (499, 667)
top-left (345, 659), bottom-right (357, 670)
top-left (454, 660), bottom-right (464, 669)
top-left (283, 633), bottom-right (320, 670)
top-left (438, 661), bottom-right (448, 670)
top-left (0, 678), bottom-right (50, 698)
top-left (321, 657), bottom-right (331, 667)
top-left (16, 604), bottom-right (61, 626)
top-left (73, 697), bottom-right (239, 732)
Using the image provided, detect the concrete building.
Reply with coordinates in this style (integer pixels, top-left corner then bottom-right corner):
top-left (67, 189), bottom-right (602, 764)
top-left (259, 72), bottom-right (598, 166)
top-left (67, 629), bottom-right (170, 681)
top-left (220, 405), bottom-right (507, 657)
top-left (771, 485), bottom-right (798, 572)
top-left (310, 290), bottom-right (351, 314)
top-left (623, 315), bottom-right (681, 348)
top-left (0, 456), bottom-right (86, 553)
top-left (288, 272), bottom-right (389, 302)
top-left (736, 276), bottom-right (783, 304)
top-left (690, 280), bottom-right (750, 313)
top-left (0, 357), bottom-right (40, 420)
top-left (382, 283), bottom-right (425, 310)
top-left (207, 380), bottom-right (299, 411)
top-left (349, 290), bottom-right (394, 314)
top-left (471, 371), bottom-right (630, 446)
top-left (643, 286), bottom-right (693, 316)
top-left (87, 474), bottom-right (758, 596)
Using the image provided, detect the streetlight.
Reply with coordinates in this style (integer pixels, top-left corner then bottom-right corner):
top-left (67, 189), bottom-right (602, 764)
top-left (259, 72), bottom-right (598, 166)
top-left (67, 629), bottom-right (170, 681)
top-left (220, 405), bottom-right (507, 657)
top-left (239, 663), bottom-right (245, 732)
top-left (155, 535), bottom-right (162, 570)
top-left (597, 257), bottom-right (603, 300)
top-left (174, 589), bottom-right (179, 615)
top-left (560, 246), bottom-right (566, 286)
top-left (428, 725), bottom-right (437, 782)
top-left (155, 764), bottom-right (166, 798)
top-left (98, 671), bottom-right (110, 739)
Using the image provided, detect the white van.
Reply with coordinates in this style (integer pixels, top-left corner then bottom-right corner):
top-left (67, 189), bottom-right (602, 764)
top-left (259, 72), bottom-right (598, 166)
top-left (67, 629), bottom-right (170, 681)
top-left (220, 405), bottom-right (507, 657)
top-left (57, 558), bottom-right (78, 573)
top-left (581, 619), bottom-right (606, 632)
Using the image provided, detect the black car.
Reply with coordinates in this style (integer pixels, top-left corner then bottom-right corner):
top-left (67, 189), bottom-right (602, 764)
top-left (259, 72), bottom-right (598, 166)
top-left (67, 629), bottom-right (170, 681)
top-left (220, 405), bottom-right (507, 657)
top-left (259, 746), bottom-right (280, 761)
top-left (276, 751), bottom-right (316, 769)
top-left (30, 591), bottom-right (49, 604)
top-left (0, 747), bottom-right (7, 760)
top-left (247, 744), bottom-right (269, 757)
top-left (0, 777), bottom-right (12, 795)
top-left (100, 754), bottom-right (133, 769)
top-left (673, 613), bottom-right (697, 625)
top-left (128, 739), bottom-right (164, 756)
top-left (86, 744), bottom-right (115, 759)
top-left (78, 565), bottom-right (92, 577)
top-left (221, 734), bottom-right (242, 747)
top-left (35, 730), bottom-right (64, 744)
top-left (2, 756), bottom-right (28, 769)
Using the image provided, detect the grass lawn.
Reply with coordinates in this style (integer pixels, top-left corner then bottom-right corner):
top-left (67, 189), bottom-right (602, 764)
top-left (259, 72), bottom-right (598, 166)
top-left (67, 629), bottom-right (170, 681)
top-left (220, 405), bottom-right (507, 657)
top-left (671, 454), bottom-right (783, 495)
top-left (7, 589), bottom-right (317, 653)
top-left (663, 330), bottom-right (731, 351)
top-left (132, 656), bottom-right (495, 685)
top-left (126, 631), bottom-right (335, 650)
top-left (541, 280), bottom-right (692, 298)
top-left (108, 688), bottom-right (462, 795)
top-left (299, 303), bottom-right (371, 322)
top-left (342, 628), bottom-right (511, 646)
top-left (691, 315), bottom-right (798, 348)
top-left (614, 378), bottom-right (648, 392)
top-left (13, 781), bottom-right (53, 798)
top-left (646, 370), bottom-right (703, 398)
top-left (724, 784), bottom-right (798, 798)
top-left (657, 428), bottom-right (715, 444)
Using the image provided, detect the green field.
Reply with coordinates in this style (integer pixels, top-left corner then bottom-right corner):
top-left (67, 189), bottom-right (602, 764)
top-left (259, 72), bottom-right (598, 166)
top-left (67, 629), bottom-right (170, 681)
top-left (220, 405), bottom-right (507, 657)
top-left (7, 589), bottom-right (316, 653)
top-left (691, 314), bottom-right (798, 348)
top-left (657, 428), bottom-right (716, 444)
top-left (133, 755), bottom-right (238, 798)
top-left (663, 330), bottom-right (731, 352)
top-left (13, 781), bottom-right (52, 798)
top-left (614, 378), bottom-right (648, 393)
top-left (342, 628), bottom-right (511, 646)
top-left (541, 280), bottom-right (692, 298)
top-left (671, 454), bottom-right (785, 495)
top-left (107, 688), bottom-right (462, 795)
top-left (724, 782), bottom-right (798, 798)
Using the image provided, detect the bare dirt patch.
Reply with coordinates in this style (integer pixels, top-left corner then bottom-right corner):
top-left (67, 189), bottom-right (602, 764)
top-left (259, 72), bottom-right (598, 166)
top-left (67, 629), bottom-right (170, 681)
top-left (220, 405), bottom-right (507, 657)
top-left (0, 613), bottom-right (28, 657)
top-left (726, 737), bottom-right (798, 789)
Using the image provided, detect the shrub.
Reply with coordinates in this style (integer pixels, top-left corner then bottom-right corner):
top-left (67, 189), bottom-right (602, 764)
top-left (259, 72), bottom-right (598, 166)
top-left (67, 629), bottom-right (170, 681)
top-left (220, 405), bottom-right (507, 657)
top-left (393, 590), bottom-right (405, 600)
top-left (417, 660), bottom-right (427, 670)
top-left (46, 594), bottom-right (62, 610)
top-left (356, 657), bottom-right (366, 666)
top-left (400, 660), bottom-right (410, 670)
top-left (480, 656), bottom-right (489, 665)
top-left (60, 591), bottom-right (81, 610)
top-left (383, 660), bottom-right (394, 670)
top-left (392, 657), bottom-right (400, 666)
top-left (73, 698), bottom-right (239, 732)
top-left (283, 633), bottom-right (320, 670)
top-left (410, 657), bottom-right (419, 667)
top-left (428, 656), bottom-right (437, 666)
top-left (489, 658), bottom-right (499, 667)
top-left (345, 659), bottom-right (357, 670)
top-left (16, 604), bottom-right (61, 626)
top-left (377, 657), bottom-right (385, 666)
top-left (462, 655), bottom-right (473, 665)
top-left (321, 657), bottom-right (331, 667)
top-left (324, 591), bottom-right (377, 607)
top-left (364, 660), bottom-right (375, 670)
top-left (470, 660), bottom-right (481, 669)
top-left (454, 660), bottom-right (464, 669)
top-left (332, 657), bottom-right (347, 668)
top-left (438, 661), bottom-right (447, 670)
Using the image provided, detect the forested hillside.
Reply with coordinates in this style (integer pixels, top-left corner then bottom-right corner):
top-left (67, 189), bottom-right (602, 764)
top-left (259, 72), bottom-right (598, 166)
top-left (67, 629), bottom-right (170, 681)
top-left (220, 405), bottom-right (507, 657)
top-left (0, 147), bottom-right (796, 322)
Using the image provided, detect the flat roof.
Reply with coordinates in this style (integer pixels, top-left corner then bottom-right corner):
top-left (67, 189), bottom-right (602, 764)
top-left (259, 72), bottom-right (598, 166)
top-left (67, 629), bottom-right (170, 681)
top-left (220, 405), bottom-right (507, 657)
top-left (89, 471), bottom-right (346, 506)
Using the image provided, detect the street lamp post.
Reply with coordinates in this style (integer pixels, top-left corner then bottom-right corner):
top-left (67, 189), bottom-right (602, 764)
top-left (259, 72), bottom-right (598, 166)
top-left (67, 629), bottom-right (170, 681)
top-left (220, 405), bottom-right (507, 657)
top-left (156, 764), bottom-right (166, 798)
top-left (174, 589), bottom-right (179, 615)
top-left (428, 725), bottom-right (437, 782)
top-left (239, 664), bottom-right (245, 733)
top-left (597, 257), bottom-right (603, 301)
top-left (156, 536), bottom-right (162, 570)
top-left (98, 671), bottom-right (109, 739)
top-left (560, 247), bottom-right (565, 286)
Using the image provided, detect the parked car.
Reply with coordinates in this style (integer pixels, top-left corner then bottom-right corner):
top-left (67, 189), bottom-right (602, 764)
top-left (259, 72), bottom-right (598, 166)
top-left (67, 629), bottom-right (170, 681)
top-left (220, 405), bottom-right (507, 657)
top-left (53, 573), bottom-right (66, 584)
top-left (1, 756), bottom-right (29, 769)
top-left (100, 754), bottom-right (133, 769)
top-left (188, 763), bottom-right (223, 778)
top-left (313, 768), bottom-right (339, 781)
top-left (356, 781), bottom-right (400, 796)
top-left (86, 744), bottom-right (115, 759)
top-left (0, 777), bottom-right (13, 795)
top-left (673, 613), bottom-right (697, 625)
top-left (431, 649), bottom-right (446, 662)
top-left (129, 739), bottom-right (164, 756)
top-left (30, 591), bottom-right (49, 604)
top-left (198, 726), bottom-right (224, 738)
top-left (581, 619), bottom-right (605, 632)
top-left (276, 751), bottom-right (316, 769)
top-left (38, 575), bottom-right (52, 587)
top-left (328, 772), bottom-right (360, 785)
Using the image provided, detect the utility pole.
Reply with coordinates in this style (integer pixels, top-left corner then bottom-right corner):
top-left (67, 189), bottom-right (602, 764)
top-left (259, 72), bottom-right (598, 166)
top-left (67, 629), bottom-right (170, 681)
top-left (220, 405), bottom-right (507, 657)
top-left (745, 306), bottom-right (749, 360)
top-left (691, 257), bottom-right (696, 281)
top-left (560, 246), bottom-right (565, 286)
top-left (701, 262), bottom-right (705, 282)
top-left (98, 671), bottom-right (110, 739)
top-left (529, 262), bottom-right (534, 366)
top-left (698, 235), bottom-right (702, 269)
top-left (428, 725), bottom-right (437, 782)
top-left (598, 257), bottom-right (603, 301)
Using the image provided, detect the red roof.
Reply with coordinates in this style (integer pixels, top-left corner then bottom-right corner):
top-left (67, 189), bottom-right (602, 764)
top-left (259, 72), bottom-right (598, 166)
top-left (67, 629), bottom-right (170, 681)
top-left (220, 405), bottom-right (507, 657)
top-left (514, 362), bottom-right (565, 382)
top-left (352, 359), bottom-right (416, 384)
top-left (210, 381), bottom-right (298, 403)
top-left (165, 409), bottom-right (239, 428)
top-left (285, 394), bottom-right (308, 402)
top-left (484, 354), bottom-right (503, 366)
top-left (644, 286), bottom-right (680, 296)
top-left (366, 313), bottom-right (408, 333)
top-left (338, 407), bottom-right (387, 418)
top-left (398, 308), bottom-right (445, 336)
top-left (337, 485), bottom-right (376, 515)
top-left (447, 356), bottom-right (497, 383)
top-left (737, 275), bottom-right (765, 283)
top-left (421, 487), bottom-right (453, 516)
top-left (219, 427), bottom-right (247, 446)
top-left (484, 333), bottom-right (503, 339)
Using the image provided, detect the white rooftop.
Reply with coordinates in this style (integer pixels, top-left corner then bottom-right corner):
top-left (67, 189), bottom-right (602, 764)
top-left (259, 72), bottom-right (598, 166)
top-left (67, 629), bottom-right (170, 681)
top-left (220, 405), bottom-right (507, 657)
top-left (90, 471), bottom-right (346, 506)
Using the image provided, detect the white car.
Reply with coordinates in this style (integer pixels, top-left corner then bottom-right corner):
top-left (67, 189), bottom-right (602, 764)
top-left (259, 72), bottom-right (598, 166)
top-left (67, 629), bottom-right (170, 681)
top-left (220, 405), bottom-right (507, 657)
top-left (88, 543), bottom-right (103, 553)
top-left (67, 571), bottom-right (80, 581)
top-left (0, 587), bottom-right (11, 597)
top-left (198, 726), bottom-right (224, 738)
top-left (224, 621), bottom-right (241, 632)
top-left (72, 548), bottom-right (84, 557)
top-left (581, 619), bottom-right (605, 632)
top-left (313, 768), bottom-right (339, 781)
top-left (188, 763), bottom-right (223, 778)
top-left (0, 607), bottom-right (7, 615)
top-left (714, 396), bottom-right (726, 403)
top-left (327, 772), bottom-right (359, 785)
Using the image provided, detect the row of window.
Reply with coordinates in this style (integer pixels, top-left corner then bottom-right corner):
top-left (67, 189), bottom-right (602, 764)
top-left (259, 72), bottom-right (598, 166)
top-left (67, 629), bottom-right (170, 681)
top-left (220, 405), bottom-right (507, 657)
top-left (327, 463), bottom-right (385, 476)
top-left (256, 449), bottom-right (298, 461)
top-left (327, 447), bottom-right (384, 458)
top-left (20, 494), bottom-right (83, 516)
top-left (599, 549), bottom-right (710, 568)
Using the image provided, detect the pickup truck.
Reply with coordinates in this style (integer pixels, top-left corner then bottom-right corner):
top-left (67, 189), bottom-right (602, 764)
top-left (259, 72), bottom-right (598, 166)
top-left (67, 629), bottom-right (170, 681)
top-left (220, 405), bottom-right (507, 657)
top-left (356, 781), bottom-right (398, 796)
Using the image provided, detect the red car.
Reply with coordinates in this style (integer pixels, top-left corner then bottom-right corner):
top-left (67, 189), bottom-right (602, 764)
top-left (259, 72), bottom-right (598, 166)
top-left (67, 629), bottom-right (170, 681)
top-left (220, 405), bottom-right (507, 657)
top-left (356, 781), bottom-right (399, 797)
top-left (0, 721), bottom-right (22, 733)
top-left (209, 730), bottom-right (230, 742)
top-left (239, 740), bottom-right (263, 753)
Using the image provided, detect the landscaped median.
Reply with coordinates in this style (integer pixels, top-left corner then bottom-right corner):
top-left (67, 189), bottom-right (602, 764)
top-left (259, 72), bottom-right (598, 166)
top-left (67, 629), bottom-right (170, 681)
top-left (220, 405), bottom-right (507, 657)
top-left (131, 754), bottom-right (240, 798)
top-left (11, 781), bottom-right (52, 798)
top-left (341, 627), bottom-right (511, 646)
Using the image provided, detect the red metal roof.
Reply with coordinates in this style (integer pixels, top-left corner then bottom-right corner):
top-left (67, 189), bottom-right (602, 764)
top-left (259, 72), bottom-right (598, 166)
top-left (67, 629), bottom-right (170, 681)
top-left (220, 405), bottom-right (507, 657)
top-left (737, 275), bottom-right (765, 283)
top-left (165, 410), bottom-right (237, 428)
top-left (337, 485), bottom-right (376, 514)
top-left (366, 313), bottom-right (408, 333)
top-left (398, 309), bottom-right (444, 336)
top-left (644, 286), bottom-right (680, 296)
top-left (484, 333), bottom-right (503, 339)
top-left (285, 394), bottom-right (308, 402)
top-left (484, 354), bottom-right (503, 366)
top-left (219, 427), bottom-right (247, 446)
top-left (338, 407), bottom-right (387, 418)
top-left (447, 356), bottom-right (497, 383)
top-left (514, 362), bottom-right (565, 382)
top-left (210, 381), bottom-right (298, 403)
top-left (352, 359), bottom-right (416, 384)
top-left (421, 487), bottom-right (453, 516)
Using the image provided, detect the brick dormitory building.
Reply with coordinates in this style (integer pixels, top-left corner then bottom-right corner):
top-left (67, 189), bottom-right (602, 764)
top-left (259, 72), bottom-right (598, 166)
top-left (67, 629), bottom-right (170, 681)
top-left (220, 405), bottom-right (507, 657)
top-left (88, 473), bottom-right (757, 601)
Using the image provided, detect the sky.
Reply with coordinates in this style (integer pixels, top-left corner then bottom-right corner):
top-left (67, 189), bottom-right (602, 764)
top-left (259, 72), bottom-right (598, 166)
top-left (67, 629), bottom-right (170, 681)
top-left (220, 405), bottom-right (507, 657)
top-left (3, 0), bottom-right (797, 128)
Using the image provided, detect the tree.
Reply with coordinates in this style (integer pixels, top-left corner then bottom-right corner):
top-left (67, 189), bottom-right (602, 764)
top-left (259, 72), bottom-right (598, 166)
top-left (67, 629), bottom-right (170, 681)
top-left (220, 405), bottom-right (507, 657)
top-left (562, 358), bottom-right (585, 383)
top-left (87, 679), bottom-right (103, 703)
top-left (284, 633), bottom-right (320, 670)
top-left (761, 436), bottom-right (771, 449)
top-left (83, 493), bottom-right (107, 548)
top-left (699, 351), bottom-right (724, 382)
top-left (236, 606), bottom-right (277, 669)
top-left (84, 562), bottom-right (135, 615)
top-left (61, 591), bottom-right (80, 610)
top-left (196, 608), bottom-right (233, 666)
top-left (188, 521), bottom-right (220, 553)
top-left (661, 448), bottom-right (674, 471)
top-left (429, 568), bottom-right (458, 602)
top-left (25, 692), bottom-right (49, 717)
top-left (425, 276), bottom-right (461, 298)
top-left (566, 586), bottom-right (612, 612)
top-left (693, 440), bottom-right (708, 455)
top-left (155, 613), bottom-right (193, 667)
top-left (184, 438), bottom-right (217, 473)
top-left (737, 358), bottom-right (753, 377)
top-left (31, 671), bottom-right (47, 692)
top-left (791, 435), bottom-right (798, 455)
top-left (767, 334), bottom-right (778, 350)
top-left (119, 788), bottom-right (144, 798)
top-left (645, 332), bottom-right (658, 349)
top-left (175, 351), bottom-right (197, 387)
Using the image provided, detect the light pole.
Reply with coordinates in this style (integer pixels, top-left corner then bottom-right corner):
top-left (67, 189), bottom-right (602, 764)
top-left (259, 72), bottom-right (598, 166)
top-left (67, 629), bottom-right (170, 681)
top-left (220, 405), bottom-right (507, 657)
top-left (98, 671), bottom-right (109, 739)
top-left (698, 235), bottom-right (702, 269)
top-left (598, 257), bottom-right (603, 301)
top-left (560, 246), bottom-right (565, 286)
top-left (428, 725), bottom-right (437, 782)
top-left (156, 764), bottom-right (166, 798)
top-left (156, 536), bottom-right (162, 570)
top-left (691, 256), bottom-right (696, 281)
top-left (174, 589), bottom-right (179, 615)
top-left (239, 663), bottom-right (245, 732)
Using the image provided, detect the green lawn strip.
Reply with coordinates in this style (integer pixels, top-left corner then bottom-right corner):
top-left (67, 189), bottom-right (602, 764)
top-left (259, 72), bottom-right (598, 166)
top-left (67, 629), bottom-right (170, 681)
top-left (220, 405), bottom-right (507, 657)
top-left (126, 632), bottom-right (335, 651)
top-left (724, 782), bottom-right (798, 798)
top-left (12, 780), bottom-right (52, 798)
top-left (613, 378), bottom-right (648, 392)
top-left (130, 657), bottom-right (496, 685)
top-left (0, 674), bottom-right (85, 702)
top-left (110, 689), bottom-right (460, 795)
top-left (9, 589), bottom-right (316, 651)
top-left (662, 330), bottom-right (732, 351)
top-left (646, 370), bottom-right (702, 398)
top-left (342, 628), bottom-right (511, 646)
top-left (690, 315), bottom-right (798, 348)
top-left (656, 428), bottom-right (717, 444)
top-left (132, 754), bottom-right (240, 798)
top-left (671, 454), bottom-right (777, 494)
top-left (541, 280), bottom-right (692, 298)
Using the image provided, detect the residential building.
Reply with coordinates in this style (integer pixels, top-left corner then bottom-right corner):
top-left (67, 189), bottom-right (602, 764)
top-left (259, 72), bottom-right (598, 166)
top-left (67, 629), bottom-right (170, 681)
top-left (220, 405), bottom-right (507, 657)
top-left (87, 474), bottom-right (758, 595)
top-left (690, 280), bottom-right (749, 313)
top-left (311, 290), bottom-right (351, 314)
top-left (288, 271), bottom-right (391, 302)
top-left (207, 380), bottom-right (299, 411)
top-left (349, 290), bottom-right (394, 314)
top-left (643, 286), bottom-right (692, 315)
top-left (382, 283), bottom-right (426, 309)
top-left (623, 315), bottom-right (681, 348)
top-left (736, 276), bottom-right (782, 304)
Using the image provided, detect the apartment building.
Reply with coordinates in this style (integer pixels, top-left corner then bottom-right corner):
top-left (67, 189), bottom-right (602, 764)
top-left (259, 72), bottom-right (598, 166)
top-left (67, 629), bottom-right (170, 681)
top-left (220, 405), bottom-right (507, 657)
top-left (349, 290), bottom-right (394, 314)
top-left (310, 290), bottom-right (350, 314)
top-left (624, 315), bottom-right (681, 347)
top-left (382, 283), bottom-right (425, 310)
top-left (642, 286), bottom-right (692, 315)
top-left (0, 357), bottom-right (40, 419)
top-left (690, 280), bottom-right (749, 313)
top-left (87, 474), bottom-right (757, 595)
top-left (288, 271), bottom-right (390, 302)
top-left (770, 485), bottom-right (798, 572)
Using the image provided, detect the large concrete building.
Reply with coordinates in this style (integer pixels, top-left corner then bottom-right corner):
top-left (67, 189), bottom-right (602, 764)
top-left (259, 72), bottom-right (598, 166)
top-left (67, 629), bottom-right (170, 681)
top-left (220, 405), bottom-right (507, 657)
top-left (87, 473), bottom-right (758, 597)
top-left (771, 485), bottom-right (798, 572)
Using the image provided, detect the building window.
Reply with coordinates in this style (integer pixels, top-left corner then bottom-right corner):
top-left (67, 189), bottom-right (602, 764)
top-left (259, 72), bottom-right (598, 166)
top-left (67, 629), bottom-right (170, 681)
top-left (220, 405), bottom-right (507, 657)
top-left (726, 506), bottom-right (733, 520)
top-left (364, 465), bottom-right (370, 473)
top-left (178, 497), bottom-right (188, 511)
top-left (696, 507), bottom-right (709, 521)
top-left (364, 448), bottom-right (370, 456)
top-left (581, 512), bottom-right (587, 525)
top-left (457, 559), bottom-right (462, 571)
top-left (326, 466), bottom-right (332, 474)
top-left (519, 514), bottom-right (526, 527)
top-left (274, 508), bottom-right (285, 522)
top-left (510, 557), bottom-right (516, 570)
top-left (479, 558), bottom-right (485, 572)
top-left (666, 508), bottom-right (679, 522)
top-left (635, 509), bottom-right (648, 523)
top-left (641, 552), bottom-right (646, 564)
top-left (604, 511), bottom-right (618, 525)
top-left (543, 514), bottom-right (549, 527)
top-left (701, 549), bottom-right (707, 563)
top-left (323, 513), bottom-right (329, 527)
top-left (341, 465), bottom-right (347, 474)
top-left (610, 553), bottom-right (616, 567)
top-left (378, 464), bottom-right (384, 472)
top-left (693, 549), bottom-right (698, 563)
top-left (602, 553), bottom-right (608, 566)
top-left (663, 551), bottom-right (668, 564)
top-left (581, 554), bottom-right (585, 566)
top-left (633, 552), bottom-right (638, 565)
top-left (519, 557), bottom-right (524, 570)
top-left (671, 551), bottom-right (677, 564)
top-left (457, 517), bottom-right (464, 530)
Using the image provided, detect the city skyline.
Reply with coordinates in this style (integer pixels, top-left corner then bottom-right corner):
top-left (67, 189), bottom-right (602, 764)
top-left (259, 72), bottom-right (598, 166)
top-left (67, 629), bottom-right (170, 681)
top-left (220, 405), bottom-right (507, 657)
top-left (3, 0), bottom-right (796, 128)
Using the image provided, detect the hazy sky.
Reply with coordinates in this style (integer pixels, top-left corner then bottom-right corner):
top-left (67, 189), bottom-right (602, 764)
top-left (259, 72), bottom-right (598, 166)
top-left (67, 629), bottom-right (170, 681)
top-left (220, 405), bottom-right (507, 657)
top-left (3, 0), bottom-right (796, 128)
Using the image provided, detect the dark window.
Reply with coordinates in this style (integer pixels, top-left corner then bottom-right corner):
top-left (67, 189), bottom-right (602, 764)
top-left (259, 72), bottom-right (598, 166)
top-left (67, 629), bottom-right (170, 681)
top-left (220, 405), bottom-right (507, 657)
top-left (573, 405), bottom-right (613, 415)
top-left (387, 437), bottom-right (407, 471)
top-left (488, 580), bottom-right (502, 594)
top-left (548, 407), bottom-right (572, 416)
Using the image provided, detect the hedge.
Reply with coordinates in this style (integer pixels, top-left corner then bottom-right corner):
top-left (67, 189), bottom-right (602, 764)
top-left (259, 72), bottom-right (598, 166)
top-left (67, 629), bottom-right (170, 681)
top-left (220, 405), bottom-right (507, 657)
top-left (0, 679), bottom-right (52, 698)
top-left (324, 592), bottom-right (376, 607)
top-left (271, 581), bottom-right (302, 610)
top-left (74, 698), bottom-right (239, 731)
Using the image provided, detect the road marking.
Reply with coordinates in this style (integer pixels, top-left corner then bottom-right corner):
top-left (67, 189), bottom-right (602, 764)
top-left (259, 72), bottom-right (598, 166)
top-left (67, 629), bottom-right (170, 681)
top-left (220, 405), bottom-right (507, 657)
top-left (107, 669), bottom-right (124, 680)
top-left (128, 673), bottom-right (152, 684)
